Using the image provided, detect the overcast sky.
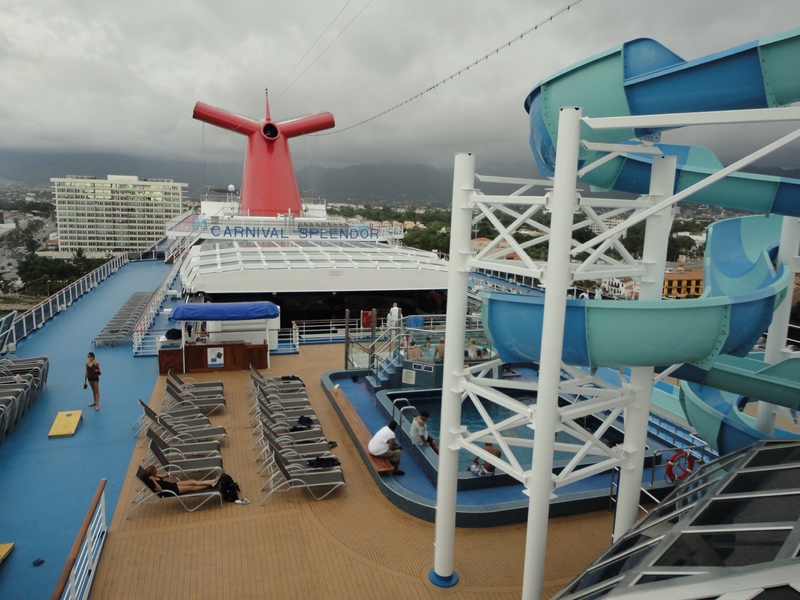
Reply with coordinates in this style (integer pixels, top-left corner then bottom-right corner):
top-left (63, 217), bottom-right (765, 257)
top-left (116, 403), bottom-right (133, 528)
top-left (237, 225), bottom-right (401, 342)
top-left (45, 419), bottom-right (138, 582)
top-left (2, 0), bottom-right (799, 181)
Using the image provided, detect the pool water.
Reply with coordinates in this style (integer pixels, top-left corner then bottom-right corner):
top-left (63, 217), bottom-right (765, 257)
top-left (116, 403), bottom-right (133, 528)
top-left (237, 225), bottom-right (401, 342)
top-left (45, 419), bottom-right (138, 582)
top-left (408, 395), bottom-right (583, 471)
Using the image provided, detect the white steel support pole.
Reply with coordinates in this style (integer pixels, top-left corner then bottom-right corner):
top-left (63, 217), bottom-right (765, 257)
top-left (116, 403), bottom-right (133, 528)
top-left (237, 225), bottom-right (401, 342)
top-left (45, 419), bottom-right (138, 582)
top-left (521, 107), bottom-right (581, 600)
top-left (758, 216), bottom-right (800, 434)
top-left (430, 152), bottom-right (474, 588)
top-left (613, 155), bottom-right (676, 540)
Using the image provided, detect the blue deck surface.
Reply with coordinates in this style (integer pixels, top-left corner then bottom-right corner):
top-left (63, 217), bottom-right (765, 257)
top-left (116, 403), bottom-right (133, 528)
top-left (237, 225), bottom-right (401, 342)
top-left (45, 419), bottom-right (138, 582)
top-left (0, 257), bottom-right (685, 595)
top-left (0, 260), bottom-right (172, 600)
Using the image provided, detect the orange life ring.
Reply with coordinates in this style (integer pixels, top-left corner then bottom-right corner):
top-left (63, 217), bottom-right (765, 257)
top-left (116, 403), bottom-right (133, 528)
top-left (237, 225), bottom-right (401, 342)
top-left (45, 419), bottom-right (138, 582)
top-left (665, 450), bottom-right (695, 482)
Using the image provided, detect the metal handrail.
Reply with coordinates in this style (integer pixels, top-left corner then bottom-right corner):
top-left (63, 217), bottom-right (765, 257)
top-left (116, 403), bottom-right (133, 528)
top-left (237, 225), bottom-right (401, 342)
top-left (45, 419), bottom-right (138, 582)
top-left (398, 405), bottom-right (418, 423)
top-left (52, 479), bottom-right (108, 600)
top-left (608, 467), bottom-right (661, 515)
top-left (131, 259), bottom-right (184, 355)
top-left (391, 397), bottom-right (411, 423)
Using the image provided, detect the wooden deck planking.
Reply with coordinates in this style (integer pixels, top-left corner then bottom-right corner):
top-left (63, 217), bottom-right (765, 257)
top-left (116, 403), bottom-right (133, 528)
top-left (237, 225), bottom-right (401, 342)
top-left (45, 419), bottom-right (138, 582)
top-left (90, 345), bottom-right (613, 599)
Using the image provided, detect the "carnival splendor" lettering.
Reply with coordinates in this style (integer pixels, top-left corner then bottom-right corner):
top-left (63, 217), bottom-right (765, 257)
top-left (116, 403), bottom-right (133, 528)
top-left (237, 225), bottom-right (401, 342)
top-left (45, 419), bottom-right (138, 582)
top-left (208, 226), bottom-right (381, 239)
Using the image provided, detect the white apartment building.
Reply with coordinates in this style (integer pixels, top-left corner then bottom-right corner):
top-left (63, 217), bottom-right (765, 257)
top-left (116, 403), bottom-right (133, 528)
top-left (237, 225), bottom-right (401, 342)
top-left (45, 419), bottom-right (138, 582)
top-left (52, 175), bottom-right (187, 252)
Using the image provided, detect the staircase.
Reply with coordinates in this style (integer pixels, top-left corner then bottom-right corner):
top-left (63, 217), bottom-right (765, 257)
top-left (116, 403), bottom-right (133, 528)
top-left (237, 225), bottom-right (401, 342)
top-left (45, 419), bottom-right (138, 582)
top-left (366, 354), bottom-right (402, 392)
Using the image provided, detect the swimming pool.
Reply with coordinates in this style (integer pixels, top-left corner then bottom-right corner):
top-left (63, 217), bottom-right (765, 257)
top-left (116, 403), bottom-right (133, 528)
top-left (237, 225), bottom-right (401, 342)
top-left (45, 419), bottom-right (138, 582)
top-left (325, 367), bottom-right (676, 525)
top-left (405, 394), bottom-right (543, 471)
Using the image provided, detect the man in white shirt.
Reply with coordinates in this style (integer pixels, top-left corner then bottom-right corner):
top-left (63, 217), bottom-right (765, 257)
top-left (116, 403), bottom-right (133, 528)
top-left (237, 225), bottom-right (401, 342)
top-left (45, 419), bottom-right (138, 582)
top-left (409, 410), bottom-right (439, 454)
top-left (388, 303), bottom-right (401, 327)
top-left (368, 420), bottom-right (404, 475)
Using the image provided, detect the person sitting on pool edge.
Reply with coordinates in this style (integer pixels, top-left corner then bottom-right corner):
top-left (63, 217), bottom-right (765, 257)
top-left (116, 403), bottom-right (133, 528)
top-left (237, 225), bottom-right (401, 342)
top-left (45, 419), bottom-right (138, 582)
top-left (467, 442), bottom-right (501, 476)
top-left (410, 410), bottom-right (439, 454)
top-left (367, 420), bottom-right (404, 475)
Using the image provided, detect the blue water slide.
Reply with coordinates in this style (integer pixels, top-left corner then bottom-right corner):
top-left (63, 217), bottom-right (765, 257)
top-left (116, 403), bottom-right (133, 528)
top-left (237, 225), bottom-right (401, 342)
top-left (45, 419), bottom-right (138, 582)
top-left (484, 215), bottom-right (791, 371)
top-left (679, 381), bottom-right (798, 455)
top-left (524, 28), bottom-right (800, 217)
top-left (483, 29), bottom-right (800, 453)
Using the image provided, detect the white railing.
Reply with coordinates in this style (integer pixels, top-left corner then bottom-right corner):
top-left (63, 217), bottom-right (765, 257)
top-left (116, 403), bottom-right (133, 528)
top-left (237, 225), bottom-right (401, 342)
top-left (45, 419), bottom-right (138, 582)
top-left (4, 254), bottom-right (132, 354)
top-left (131, 259), bottom-right (184, 355)
top-left (274, 325), bottom-right (300, 354)
top-left (53, 479), bottom-right (108, 600)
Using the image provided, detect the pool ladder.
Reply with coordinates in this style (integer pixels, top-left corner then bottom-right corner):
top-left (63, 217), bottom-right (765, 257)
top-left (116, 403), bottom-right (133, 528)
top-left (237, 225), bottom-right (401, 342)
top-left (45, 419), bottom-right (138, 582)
top-left (392, 398), bottom-right (418, 424)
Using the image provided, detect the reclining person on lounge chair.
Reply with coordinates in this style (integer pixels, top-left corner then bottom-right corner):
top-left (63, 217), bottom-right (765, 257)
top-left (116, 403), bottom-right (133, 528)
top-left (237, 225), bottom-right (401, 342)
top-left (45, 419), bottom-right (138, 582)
top-left (143, 465), bottom-right (218, 497)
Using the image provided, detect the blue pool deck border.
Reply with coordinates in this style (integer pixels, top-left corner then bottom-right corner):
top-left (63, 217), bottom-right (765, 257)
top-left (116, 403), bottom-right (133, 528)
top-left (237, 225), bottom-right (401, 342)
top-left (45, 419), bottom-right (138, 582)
top-left (321, 369), bottom-right (678, 527)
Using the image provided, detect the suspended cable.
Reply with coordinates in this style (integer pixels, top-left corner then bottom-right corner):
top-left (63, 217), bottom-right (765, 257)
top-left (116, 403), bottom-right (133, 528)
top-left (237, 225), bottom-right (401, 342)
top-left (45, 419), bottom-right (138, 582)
top-left (273, 0), bottom-right (374, 105)
top-left (271, 1), bottom-right (355, 100)
top-left (318, 0), bottom-right (588, 136)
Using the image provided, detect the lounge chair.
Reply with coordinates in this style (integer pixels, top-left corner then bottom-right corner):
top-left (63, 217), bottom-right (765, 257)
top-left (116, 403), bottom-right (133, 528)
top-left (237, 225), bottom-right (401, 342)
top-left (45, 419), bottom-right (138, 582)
top-left (248, 366), bottom-right (305, 392)
top-left (255, 426), bottom-right (335, 476)
top-left (260, 443), bottom-right (345, 504)
top-left (253, 385), bottom-right (310, 407)
top-left (167, 370), bottom-right (224, 393)
top-left (136, 398), bottom-right (215, 440)
top-left (149, 441), bottom-right (223, 481)
top-left (253, 395), bottom-right (317, 423)
top-left (145, 427), bottom-right (221, 460)
top-left (127, 465), bottom-right (222, 518)
top-left (138, 400), bottom-right (228, 445)
top-left (259, 409), bottom-right (320, 434)
top-left (248, 387), bottom-right (312, 421)
top-left (253, 379), bottom-right (308, 401)
top-left (164, 380), bottom-right (226, 415)
top-left (138, 397), bottom-right (208, 422)
top-left (259, 417), bottom-right (326, 445)
top-left (157, 417), bottom-right (228, 446)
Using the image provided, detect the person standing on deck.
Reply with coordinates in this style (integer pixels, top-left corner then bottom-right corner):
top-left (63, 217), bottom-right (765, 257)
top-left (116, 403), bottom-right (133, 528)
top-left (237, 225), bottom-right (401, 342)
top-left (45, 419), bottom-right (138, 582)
top-left (368, 420), bottom-right (404, 475)
top-left (388, 303), bottom-right (402, 331)
top-left (84, 351), bottom-right (101, 411)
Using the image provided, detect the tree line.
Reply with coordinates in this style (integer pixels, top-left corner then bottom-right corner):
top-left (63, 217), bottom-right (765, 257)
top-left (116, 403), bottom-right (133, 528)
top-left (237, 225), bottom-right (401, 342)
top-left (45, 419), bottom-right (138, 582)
top-left (1, 218), bottom-right (106, 296)
top-left (328, 204), bottom-right (703, 261)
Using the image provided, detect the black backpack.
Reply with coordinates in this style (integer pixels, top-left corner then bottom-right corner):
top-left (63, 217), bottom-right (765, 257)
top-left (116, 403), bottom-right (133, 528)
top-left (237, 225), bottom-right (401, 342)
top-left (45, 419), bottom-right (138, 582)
top-left (216, 473), bottom-right (240, 502)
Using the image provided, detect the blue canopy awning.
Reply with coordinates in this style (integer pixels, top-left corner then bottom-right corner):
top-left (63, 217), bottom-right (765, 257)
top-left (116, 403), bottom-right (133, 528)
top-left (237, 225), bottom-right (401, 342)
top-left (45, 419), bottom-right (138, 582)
top-left (168, 301), bottom-right (280, 322)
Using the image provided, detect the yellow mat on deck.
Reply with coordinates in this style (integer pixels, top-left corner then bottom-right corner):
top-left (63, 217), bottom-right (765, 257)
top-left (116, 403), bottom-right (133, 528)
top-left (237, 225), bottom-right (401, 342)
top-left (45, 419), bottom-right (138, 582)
top-left (0, 543), bottom-right (13, 564)
top-left (48, 410), bottom-right (82, 437)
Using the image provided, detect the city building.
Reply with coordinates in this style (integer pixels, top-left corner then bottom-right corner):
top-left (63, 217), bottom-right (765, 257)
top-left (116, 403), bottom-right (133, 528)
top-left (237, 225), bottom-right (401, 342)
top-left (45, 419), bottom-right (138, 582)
top-left (663, 267), bottom-right (704, 299)
top-left (52, 175), bottom-right (186, 253)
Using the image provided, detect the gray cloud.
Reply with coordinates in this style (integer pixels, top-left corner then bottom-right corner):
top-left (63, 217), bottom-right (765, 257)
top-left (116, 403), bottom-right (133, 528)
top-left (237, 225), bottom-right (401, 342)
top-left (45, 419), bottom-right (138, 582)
top-left (1, 0), bottom-right (798, 179)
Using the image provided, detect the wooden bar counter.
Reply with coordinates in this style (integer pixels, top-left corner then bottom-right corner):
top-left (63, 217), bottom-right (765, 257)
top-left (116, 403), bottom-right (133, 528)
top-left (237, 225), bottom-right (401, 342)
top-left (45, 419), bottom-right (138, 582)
top-left (158, 340), bottom-right (269, 374)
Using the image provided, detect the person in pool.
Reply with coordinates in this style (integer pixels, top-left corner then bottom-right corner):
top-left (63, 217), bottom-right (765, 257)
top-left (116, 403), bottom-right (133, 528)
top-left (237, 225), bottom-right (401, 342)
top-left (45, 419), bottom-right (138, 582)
top-left (406, 339), bottom-right (423, 359)
top-left (468, 442), bottom-right (501, 476)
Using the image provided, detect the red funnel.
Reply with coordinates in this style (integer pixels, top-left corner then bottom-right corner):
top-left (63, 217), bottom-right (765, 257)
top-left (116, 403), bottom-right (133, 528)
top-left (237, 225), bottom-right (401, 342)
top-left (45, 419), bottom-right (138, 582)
top-left (193, 91), bottom-right (335, 217)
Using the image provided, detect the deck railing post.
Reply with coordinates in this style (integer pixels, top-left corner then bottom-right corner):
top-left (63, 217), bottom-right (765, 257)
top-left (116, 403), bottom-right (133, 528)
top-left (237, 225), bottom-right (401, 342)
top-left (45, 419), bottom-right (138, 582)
top-left (430, 152), bottom-right (474, 588)
top-left (521, 107), bottom-right (581, 600)
top-left (614, 154), bottom-right (676, 540)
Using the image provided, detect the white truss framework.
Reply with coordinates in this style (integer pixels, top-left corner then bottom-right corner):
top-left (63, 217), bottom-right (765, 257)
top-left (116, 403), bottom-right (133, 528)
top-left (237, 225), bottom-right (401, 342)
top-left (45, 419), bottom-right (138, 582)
top-left (432, 106), bottom-right (800, 599)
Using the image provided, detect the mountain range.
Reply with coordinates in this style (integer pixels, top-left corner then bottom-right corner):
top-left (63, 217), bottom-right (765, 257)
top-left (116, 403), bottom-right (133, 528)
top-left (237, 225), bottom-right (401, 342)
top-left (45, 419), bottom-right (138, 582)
top-left (0, 149), bottom-right (478, 207)
top-left (2, 148), bottom-right (799, 208)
